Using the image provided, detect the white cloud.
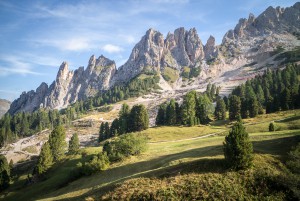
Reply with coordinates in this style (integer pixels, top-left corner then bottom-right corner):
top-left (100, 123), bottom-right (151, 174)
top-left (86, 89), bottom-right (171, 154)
top-left (102, 44), bottom-right (124, 53)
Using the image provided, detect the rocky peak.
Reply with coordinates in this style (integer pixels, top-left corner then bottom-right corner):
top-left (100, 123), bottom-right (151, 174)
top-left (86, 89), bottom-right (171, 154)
top-left (56, 62), bottom-right (69, 81)
top-left (96, 55), bottom-right (115, 67)
top-left (204, 35), bottom-right (217, 60)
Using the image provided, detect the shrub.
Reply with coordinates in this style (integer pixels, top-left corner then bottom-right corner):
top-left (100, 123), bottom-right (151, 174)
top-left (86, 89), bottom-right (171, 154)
top-left (103, 133), bottom-right (148, 162)
top-left (269, 122), bottom-right (275, 132)
top-left (79, 152), bottom-right (110, 176)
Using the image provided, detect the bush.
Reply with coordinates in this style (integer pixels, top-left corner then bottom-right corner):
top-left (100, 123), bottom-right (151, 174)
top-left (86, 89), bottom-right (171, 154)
top-left (79, 152), bottom-right (110, 176)
top-left (103, 133), bottom-right (148, 162)
top-left (269, 122), bottom-right (275, 132)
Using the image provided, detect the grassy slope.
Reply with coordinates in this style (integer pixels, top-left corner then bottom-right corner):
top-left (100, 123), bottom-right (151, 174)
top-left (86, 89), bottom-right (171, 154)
top-left (2, 110), bottom-right (300, 201)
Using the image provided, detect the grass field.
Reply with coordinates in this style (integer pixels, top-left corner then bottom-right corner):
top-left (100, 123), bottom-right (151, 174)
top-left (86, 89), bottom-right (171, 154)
top-left (2, 110), bottom-right (300, 201)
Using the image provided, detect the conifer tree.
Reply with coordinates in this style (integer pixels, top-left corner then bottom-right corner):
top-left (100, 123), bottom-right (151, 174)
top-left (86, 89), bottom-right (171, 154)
top-left (248, 97), bottom-right (258, 118)
top-left (68, 133), bottom-right (79, 155)
top-left (166, 99), bottom-right (177, 125)
top-left (215, 99), bottom-right (226, 120)
top-left (156, 104), bottom-right (166, 126)
top-left (0, 155), bottom-right (10, 191)
top-left (128, 104), bottom-right (149, 132)
top-left (99, 122), bottom-right (105, 142)
top-left (223, 121), bottom-right (253, 170)
top-left (110, 118), bottom-right (119, 137)
top-left (118, 103), bottom-right (130, 134)
top-left (269, 122), bottom-right (275, 132)
top-left (182, 91), bottom-right (197, 126)
top-left (36, 142), bottom-right (53, 175)
top-left (48, 125), bottom-right (66, 161)
top-left (104, 122), bottom-right (110, 139)
top-left (229, 95), bottom-right (241, 121)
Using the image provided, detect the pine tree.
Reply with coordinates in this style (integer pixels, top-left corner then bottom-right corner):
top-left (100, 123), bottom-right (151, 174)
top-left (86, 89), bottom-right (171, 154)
top-left (36, 142), bottom-right (53, 175)
top-left (99, 122), bottom-right (105, 142)
top-left (248, 97), bottom-right (258, 118)
top-left (215, 99), bottom-right (226, 120)
top-left (128, 104), bottom-right (149, 132)
top-left (182, 91), bottom-right (197, 126)
top-left (175, 102), bottom-right (182, 124)
top-left (48, 125), bottom-right (66, 161)
top-left (229, 95), bottom-right (241, 121)
top-left (118, 104), bottom-right (130, 134)
top-left (156, 104), bottom-right (166, 126)
top-left (104, 122), bottom-right (110, 139)
top-left (68, 133), bottom-right (79, 154)
top-left (198, 94), bottom-right (212, 124)
top-left (110, 118), bottom-right (119, 137)
top-left (0, 155), bottom-right (10, 191)
top-left (223, 121), bottom-right (253, 170)
top-left (166, 99), bottom-right (177, 125)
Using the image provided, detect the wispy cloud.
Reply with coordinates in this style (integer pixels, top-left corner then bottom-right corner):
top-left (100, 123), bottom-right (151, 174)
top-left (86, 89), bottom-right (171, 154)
top-left (102, 44), bottom-right (124, 53)
top-left (0, 54), bottom-right (59, 76)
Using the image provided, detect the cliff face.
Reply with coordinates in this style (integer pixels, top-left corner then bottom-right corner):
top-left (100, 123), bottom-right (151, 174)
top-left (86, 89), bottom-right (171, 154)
top-left (8, 3), bottom-right (300, 115)
top-left (0, 99), bottom-right (11, 118)
top-left (8, 55), bottom-right (116, 114)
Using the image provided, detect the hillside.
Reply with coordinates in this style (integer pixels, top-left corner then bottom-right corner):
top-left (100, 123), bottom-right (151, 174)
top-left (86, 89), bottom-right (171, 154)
top-left (1, 109), bottom-right (300, 200)
top-left (0, 99), bottom-right (10, 118)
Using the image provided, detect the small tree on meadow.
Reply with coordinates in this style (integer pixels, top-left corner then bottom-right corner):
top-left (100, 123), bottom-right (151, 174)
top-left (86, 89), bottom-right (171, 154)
top-left (223, 121), bottom-right (253, 170)
top-left (269, 122), bottom-right (275, 132)
top-left (68, 133), bottom-right (80, 155)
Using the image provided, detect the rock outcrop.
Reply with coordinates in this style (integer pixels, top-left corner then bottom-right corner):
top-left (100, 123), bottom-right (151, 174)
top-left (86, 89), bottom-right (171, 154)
top-left (0, 99), bottom-right (11, 118)
top-left (8, 2), bottom-right (300, 115)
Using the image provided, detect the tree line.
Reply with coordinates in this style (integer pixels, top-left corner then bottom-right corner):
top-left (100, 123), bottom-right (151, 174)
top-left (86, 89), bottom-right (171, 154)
top-left (98, 103), bottom-right (149, 142)
top-left (0, 74), bottom-right (160, 148)
top-left (224, 63), bottom-right (300, 121)
top-left (156, 90), bottom-right (214, 127)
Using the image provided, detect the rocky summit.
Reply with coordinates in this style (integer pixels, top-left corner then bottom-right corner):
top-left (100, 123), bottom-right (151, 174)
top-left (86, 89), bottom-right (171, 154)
top-left (8, 2), bottom-right (300, 115)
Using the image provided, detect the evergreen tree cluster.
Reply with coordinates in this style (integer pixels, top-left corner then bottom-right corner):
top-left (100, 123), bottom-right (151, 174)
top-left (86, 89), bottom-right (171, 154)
top-left (156, 90), bottom-right (213, 127)
top-left (0, 75), bottom-right (160, 148)
top-left (35, 126), bottom-right (71, 176)
top-left (228, 64), bottom-right (300, 120)
top-left (98, 104), bottom-right (149, 142)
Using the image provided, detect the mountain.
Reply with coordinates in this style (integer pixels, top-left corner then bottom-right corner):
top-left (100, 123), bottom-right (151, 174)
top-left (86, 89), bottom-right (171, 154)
top-left (0, 99), bottom-right (11, 118)
top-left (8, 2), bottom-right (300, 115)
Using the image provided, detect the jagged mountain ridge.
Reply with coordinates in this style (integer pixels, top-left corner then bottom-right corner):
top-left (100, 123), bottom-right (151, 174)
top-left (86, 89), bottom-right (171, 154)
top-left (8, 2), bottom-right (300, 115)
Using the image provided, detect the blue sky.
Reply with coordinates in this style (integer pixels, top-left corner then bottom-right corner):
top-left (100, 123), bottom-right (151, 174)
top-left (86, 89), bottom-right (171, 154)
top-left (0, 0), bottom-right (298, 101)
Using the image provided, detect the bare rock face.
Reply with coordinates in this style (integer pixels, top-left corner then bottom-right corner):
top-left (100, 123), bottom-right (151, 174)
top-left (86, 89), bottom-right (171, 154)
top-left (0, 99), bottom-right (11, 118)
top-left (204, 35), bottom-right (218, 60)
top-left (9, 56), bottom-right (116, 114)
top-left (112, 28), bottom-right (164, 84)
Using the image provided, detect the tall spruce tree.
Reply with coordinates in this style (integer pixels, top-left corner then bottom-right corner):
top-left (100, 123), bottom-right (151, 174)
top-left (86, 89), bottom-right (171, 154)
top-left (215, 98), bottom-right (226, 120)
top-left (156, 103), bottom-right (166, 126)
top-left (36, 142), bottom-right (53, 175)
top-left (128, 104), bottom-right (149, 132)
top-left (99, 122), bottom-right (105, 142)
top-left (166, 99), bottom-right (177, 125)
top-left (48, 125), bottom-right (66, 161)
top-left (223, 121), bottom-right (253, 170)
top-left (118, 103), bottom-right (130, 134)
top-left (182, 91), bottom-right (197, 126)
top-left (229, 95), bottom-right (241, 121)
top-left (68, 133), bottom-right (79, 155)
top-left (104, 122), bottom-right (110, 139)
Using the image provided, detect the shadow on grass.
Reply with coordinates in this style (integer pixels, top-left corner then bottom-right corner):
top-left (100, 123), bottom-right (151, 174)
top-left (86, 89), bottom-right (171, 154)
top-left (9, 134), bottom-right (300, 201)
top-left (275, 115), bottom-right (300, 123)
